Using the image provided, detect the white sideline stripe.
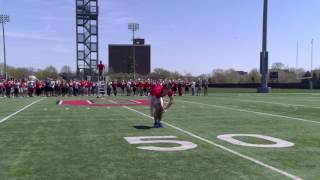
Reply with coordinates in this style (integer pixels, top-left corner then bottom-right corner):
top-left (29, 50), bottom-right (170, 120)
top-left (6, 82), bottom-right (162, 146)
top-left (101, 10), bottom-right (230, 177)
top-left (122, 106), bottom-right (302, 180)
top-left (213, 97), bottom-right (320, 109)
top-left (108, 100), bottom-right (118, 104)
top-left (130, 100), bottom-right (142, 104)
top-left (245, 100), bottom-right (320, 109)
top-left (0, 98), bottom-right (46, 123)
top-left (180, 100), bottom-right (320, 125)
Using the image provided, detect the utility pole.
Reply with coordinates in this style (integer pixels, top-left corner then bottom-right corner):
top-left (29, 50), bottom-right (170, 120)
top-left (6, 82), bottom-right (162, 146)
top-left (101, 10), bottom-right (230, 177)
top-left (296, 41), bottom-right (299, 69)
top-left (311, 39), bottom-right (313, 73)
top-left (257, 0), bottom-right (271, 93)
top-left (0, 15), bottom-right (10, 80)
top-left (310, 39), bottom-right (314, 89)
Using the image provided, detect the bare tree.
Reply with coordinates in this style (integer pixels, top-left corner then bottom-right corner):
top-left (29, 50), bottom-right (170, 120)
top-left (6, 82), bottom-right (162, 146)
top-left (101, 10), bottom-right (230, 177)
top-left (60, 65), bottom-right (73, 74)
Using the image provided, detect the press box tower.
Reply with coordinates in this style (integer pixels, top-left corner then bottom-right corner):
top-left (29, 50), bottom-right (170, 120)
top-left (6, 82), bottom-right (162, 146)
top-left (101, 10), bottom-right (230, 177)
top-left (76, 0), bottom-right (99, 80)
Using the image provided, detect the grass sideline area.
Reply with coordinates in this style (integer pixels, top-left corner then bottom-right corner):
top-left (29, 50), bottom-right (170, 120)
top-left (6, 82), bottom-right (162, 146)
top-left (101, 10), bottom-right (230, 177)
top-left (1, 90), bottom-right (320, 179)
top-left (207, 88), bottom-right (320, 93)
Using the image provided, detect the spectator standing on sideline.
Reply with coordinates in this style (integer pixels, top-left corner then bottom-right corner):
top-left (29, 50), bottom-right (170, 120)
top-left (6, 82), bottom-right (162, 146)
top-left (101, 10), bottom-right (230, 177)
top-left (196, 79), bottom-right (202, 96)
top-left (14, 80), bottom-right (20, 97)
top-left (203, 79), bottom-right (209, 96)
top-left (0, 80), bottom-right (4, 97)
top-left (121, 80), bottom-right (126, 96)
top-left (185, 80), bottom-right (190, 95)
top-left (112, 80), bottom-right (117, 96)
top-left (97, 61), bottom-right (105, 81)
top-left (178, 81), bottom-right (183, 96)
top-left (191, 81), bottom-right (195, 96)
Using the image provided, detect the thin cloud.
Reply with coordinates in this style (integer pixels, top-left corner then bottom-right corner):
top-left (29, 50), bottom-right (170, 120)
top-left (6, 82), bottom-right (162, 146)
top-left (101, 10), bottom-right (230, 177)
top-left (7, 32), bottom-right (70, 42)
top-left (102, 7), bottom-right (139, 25)
top-left (51, 45), bottom-right (73, 54)
top-left (31, 15), bottom-right (74, 22)
top-left (111, 16), bottom-right (137, 25)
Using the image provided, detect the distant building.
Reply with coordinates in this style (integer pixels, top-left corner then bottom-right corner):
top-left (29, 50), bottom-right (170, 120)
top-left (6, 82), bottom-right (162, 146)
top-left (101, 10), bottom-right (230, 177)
top-left (236, 71), bottom-right (248, 76)
top-left (108, 39), bottom-right (151, 75)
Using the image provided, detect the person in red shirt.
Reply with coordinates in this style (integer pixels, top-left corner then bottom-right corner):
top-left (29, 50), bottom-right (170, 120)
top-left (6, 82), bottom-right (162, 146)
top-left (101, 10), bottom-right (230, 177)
top-left (145, 80), bottom-right (150, 96)
top-left (0, 80), bottom-right (4, 97)
top-left (112, 80), bottom-right (117, 96)
top-left (120, 80), bottom-right (126, 96)
top-left (97, 61), bottom-right (105, 81)
top-left (151, 82), bottom-right (174, 128)
top-left (132, 81), bottom-right (137, 96)
top-left (80, 80), bottom-right (86, 96)
top-left (139, 80), bottom-right (145, 96)
top-left (178, 80), bottom-right (183, 96)
top-left (35, 80), bottom-right (42, 96)
top-left (86, 80), bottom-right (93, 96)
top-left (5, 80), bottom-right (13, 98)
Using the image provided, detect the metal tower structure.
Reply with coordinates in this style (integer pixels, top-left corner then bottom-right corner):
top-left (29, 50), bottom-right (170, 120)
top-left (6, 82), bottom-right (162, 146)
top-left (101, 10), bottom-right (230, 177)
top-left (76, 0), bottom-right (99, 80)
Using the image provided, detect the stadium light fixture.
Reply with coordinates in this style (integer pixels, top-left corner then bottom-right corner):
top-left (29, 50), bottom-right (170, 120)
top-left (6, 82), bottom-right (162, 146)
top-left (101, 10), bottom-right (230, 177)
top-left (128, 23), bottom-right (139, 79)
top-left (0, 14), bottom-right (10, 80)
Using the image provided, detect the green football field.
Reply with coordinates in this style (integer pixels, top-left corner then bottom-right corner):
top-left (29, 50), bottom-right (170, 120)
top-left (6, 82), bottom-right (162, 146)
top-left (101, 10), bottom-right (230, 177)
top-left (1, 90), bottom-right (320, 180)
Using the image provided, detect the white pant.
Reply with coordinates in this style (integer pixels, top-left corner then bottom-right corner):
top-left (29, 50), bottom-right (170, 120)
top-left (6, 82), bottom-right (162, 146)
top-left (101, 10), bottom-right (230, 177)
top-left (150, 96), bottom-right (163, 108)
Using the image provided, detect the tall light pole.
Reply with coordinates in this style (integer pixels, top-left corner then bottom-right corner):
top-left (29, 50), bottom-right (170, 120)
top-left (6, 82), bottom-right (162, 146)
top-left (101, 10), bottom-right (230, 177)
top-left (310, 39), bottom-right (314, 89)
top-left (296, 41), bottom-right (299, 69)
top-left (311, 39), bottom-right (314, 73)
top-left (257, 0), bottom-right (271, 93)
top-left (0, 14), bottom-right (9, 80)
top-left (128, 23), bottom-right (139, 79)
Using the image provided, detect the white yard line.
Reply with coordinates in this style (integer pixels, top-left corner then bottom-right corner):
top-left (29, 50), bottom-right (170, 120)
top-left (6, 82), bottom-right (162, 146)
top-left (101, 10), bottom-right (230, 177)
top-left (179, 100), bottom-right (320, 125)
top-left (122, 106), bottom-right (302, 180)
top-left (0, 98), bottom-right (46, 123)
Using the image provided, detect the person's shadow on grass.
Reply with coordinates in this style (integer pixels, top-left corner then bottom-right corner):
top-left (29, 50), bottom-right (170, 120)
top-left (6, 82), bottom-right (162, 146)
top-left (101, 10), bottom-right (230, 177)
top-left (133, 125), bottom-right (153, 130)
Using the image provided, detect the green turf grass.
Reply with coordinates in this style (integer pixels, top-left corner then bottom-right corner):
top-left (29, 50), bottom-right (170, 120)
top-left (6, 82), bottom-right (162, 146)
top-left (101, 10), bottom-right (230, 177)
top-left (207, 87), bottom-right (320, 93)
top-left (1, 91), bottom-right (320, 179)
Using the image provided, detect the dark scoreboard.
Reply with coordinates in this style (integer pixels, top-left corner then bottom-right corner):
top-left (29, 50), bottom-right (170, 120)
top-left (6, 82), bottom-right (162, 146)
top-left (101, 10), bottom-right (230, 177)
top-left (108, 44), bottom-right (151, 75)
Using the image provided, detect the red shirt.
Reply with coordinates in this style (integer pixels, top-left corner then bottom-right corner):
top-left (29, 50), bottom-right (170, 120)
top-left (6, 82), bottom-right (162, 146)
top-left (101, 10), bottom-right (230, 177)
top-left (87, 81), bottom-right (92, 88)
top-left (121, 82), bottom-right (126, 88)
top-left (35, 81), bottom-right (41, 89)
top-left (153, 85), bottom-right (173, 99)
top-left (21, 82), bottom-right (26, 88)
top-left (112, 82), bottom-right (117, 89)
top-left (139, 82), bottom-right (145, 88)
top-left (97, 64), bottom-right (105, 71)
top-left (150, 83), bottom-right (156, 96)
top-left (81, 81), bottom-right (86, 87)
top-left (145, 82), bottom-right (150, 89)
top-left (5, 81), bottom-right (13, 88)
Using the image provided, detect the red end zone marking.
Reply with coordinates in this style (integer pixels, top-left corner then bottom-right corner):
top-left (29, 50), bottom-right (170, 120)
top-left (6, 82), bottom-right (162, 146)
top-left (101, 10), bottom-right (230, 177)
top-left (60, 99), bottom-right (149, 107)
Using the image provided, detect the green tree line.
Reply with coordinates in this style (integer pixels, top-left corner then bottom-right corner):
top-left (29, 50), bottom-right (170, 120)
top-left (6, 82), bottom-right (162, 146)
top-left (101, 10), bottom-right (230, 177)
top-left (1, 63), bottom-right (319, 86)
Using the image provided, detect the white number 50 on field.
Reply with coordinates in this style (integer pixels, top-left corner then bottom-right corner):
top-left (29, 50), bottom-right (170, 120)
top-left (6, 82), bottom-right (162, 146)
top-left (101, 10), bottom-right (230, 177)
top-left (124, 136), bottom-right (198, 152)
top-left (125, 134), bottom-right (294, 152)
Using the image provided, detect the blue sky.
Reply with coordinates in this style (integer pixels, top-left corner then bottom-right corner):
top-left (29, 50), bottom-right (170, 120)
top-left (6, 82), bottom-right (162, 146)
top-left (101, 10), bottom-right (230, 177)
top-left (1, 0), bottom-right (320, 75)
